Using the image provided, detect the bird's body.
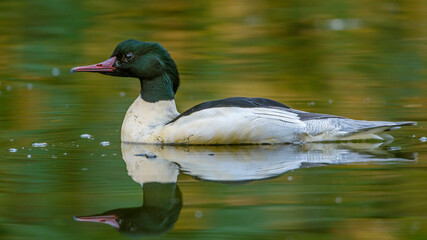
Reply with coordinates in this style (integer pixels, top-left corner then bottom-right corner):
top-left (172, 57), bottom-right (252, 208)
top-left (121, 96), bottom-right (412, 144)
top-left (71, 39), bottom-right (415, 144)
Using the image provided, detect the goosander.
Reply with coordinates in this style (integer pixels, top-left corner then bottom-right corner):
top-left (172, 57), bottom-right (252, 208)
top-left (71, 39), bottom-right (416, 144)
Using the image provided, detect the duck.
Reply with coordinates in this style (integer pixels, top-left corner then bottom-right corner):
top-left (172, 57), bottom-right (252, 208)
top-left (71, 39), bottom-right (416, 144)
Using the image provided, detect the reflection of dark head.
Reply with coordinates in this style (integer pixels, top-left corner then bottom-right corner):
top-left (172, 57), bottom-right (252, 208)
top-left (75, 182), bottom-right (182, 237)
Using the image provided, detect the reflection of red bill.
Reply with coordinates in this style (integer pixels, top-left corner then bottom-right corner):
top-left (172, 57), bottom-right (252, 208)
top-left (73, 214), bottom-right (119, 229)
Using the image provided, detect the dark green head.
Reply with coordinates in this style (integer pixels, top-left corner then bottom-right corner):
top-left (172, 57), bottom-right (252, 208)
top-left (71, 39), bottom-right (180, 102)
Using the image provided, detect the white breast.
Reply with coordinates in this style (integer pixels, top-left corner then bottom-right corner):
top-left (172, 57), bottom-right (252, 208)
top-left (121, 96), bottom-right (179, 143)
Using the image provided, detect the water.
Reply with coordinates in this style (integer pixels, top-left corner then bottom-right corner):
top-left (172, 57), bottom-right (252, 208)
top-left (0, 0), bottom-right (426, 239)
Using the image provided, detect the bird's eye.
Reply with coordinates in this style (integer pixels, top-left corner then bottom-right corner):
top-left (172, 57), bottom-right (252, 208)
top-left (125, 53), bottom-right (134, 61)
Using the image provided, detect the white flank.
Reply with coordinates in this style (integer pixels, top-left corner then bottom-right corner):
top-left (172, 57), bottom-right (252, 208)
top-left (157, 107), bottom-right (306, 144)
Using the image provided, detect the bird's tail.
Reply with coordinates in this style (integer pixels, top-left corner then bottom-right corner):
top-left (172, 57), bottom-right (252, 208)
top-left (341, 121), bottom-right (416, 140)
top-left (305, 119), bottom-right (416, 142)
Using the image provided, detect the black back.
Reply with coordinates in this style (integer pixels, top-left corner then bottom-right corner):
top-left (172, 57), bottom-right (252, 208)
top-left (168, 97), bottom-right (290, 124)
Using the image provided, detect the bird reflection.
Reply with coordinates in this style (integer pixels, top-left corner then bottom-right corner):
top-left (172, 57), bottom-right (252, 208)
top-left (74, 142), bottom-right (415, 236)
top-left (122, 142), bottom-right (415, 183)
top-left (74, 182), bottom-right (182, 237)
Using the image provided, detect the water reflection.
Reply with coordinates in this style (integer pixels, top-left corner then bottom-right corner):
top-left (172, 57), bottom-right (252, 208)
top-left (75, 142), bottom-right (415, 236)
top-left (123, 142), bottom-right (415, 183)
top-left (75, 182), bottom-right (182, 237)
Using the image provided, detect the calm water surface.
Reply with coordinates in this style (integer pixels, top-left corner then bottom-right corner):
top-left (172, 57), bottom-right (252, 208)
top-left (0, 1), bottom-right (426, 239)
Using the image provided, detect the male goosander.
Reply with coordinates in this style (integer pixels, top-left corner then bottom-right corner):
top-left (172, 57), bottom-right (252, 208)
top-left (71, 39), bottom-right (416, 144)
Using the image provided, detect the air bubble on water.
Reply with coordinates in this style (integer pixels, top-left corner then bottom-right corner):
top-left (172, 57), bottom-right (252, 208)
top-left (288, 176), bottom-right (293, 181)
top-left (335, 197), bottom-right (342, 204)
top-left (81, 134), bottom-right (92, 139)
top-left (100, 141), bottom-right (110, 146)
top-left (328, 99), bottom-right (333, 104)
top-left (419, 137), bottom-right (427, 142)
top-left (52, 155), bottom-right (57, 158)
top-left (101, 154), bottom-right (106, 157)
top-left (119, 92), bottom-right (126, 97)
top-left (52, 67), bottom-right (60, 76)
top-left (307, 101), bottom-right (315, 106)
top-left (9, 148), bottom-right (17, 153)
top-left (81, 168), bottom-right (88, 171)
top-left (326, 18), bottom-right (361, 31)
top-left (6, 85), bottom-right (12, 92)
top-left (10, 139), bottom-right (14, 142)
top-left (328, 18), bottom-right (345, 31)
top-left (32, 143), bottom-right (47, 147)
top-left (27, 155), bottom-right (31, 158)
top-left (195, 210), bottom-right (203, 218)
top-left (64, 153), bottom-right (67, 155)
top-left (113, 153), bottom-right (117, 156)
top-left (412, 135), bottom-right (416, 138)
top-left (27, 83), bottom-right (33, 90)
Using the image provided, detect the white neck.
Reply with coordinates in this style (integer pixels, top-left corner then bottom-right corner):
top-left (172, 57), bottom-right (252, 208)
top-left (121, 96), bottom-right (179, 143)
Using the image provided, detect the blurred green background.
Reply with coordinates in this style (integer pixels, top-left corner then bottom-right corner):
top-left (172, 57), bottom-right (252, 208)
top-left (0, 0), bottom-right (426, 239)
